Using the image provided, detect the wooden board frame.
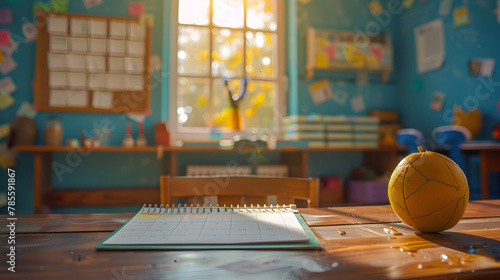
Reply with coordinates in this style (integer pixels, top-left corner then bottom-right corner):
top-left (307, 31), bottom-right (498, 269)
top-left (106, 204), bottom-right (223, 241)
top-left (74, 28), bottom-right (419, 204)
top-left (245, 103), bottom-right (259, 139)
top-left (34, 12), bottom-right (152, 114)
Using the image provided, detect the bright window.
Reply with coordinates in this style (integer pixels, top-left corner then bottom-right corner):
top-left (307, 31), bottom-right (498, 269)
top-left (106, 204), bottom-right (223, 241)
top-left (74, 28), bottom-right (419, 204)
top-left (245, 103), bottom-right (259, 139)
top-left (170, 0), bottom-right (286, 143)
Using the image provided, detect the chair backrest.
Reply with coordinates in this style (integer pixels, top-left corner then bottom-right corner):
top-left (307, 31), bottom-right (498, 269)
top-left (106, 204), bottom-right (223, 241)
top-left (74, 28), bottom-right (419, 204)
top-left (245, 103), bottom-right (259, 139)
top-left (160, 175), bottom-right (319, 208)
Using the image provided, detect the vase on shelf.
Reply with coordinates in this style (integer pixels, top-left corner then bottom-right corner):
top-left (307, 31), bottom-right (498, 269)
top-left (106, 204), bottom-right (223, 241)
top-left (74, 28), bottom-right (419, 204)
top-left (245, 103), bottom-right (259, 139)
top-left (44, 117), bottom-right (63, 146)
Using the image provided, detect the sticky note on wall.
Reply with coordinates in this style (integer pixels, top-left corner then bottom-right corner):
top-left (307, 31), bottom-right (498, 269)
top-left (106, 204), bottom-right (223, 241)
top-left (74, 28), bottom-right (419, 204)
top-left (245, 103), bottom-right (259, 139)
top-left (0, 30), bottom-right (10, 46)
top-left (129, 2), bottom-right (145, 16)
top-left (0, 9), bottom-right (13, 25)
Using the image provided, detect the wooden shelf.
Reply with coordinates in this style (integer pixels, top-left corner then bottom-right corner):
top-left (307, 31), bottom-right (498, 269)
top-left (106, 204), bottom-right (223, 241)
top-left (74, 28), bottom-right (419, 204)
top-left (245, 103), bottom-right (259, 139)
top-left (16, 144), bottom-right (406, 213)
top-left (12, 145), bottom-right (406, 153)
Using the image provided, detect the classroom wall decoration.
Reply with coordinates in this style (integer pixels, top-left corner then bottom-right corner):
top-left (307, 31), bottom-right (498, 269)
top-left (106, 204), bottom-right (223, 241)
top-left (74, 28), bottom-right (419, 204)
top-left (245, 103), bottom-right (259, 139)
top-left (34, 12), bottom-right (151, 113)
top-left (305, 27), bottom-right (393, 82)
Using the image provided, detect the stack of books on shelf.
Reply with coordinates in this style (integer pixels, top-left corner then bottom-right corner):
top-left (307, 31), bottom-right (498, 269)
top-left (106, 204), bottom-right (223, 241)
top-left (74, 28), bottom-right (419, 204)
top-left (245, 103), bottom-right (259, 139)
top-left (278, 115), bottom-right (380, 149)
top-left (352, 116), bottom-right (380, 148)
top-left (280, 115), bottom-right (326, 148)
top-left (324, 116), bottom-right (353, 148)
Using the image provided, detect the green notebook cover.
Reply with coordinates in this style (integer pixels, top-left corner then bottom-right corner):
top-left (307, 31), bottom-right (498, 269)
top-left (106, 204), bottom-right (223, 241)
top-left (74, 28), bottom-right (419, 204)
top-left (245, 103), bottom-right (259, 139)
top-left (96, 212), bottom-right (322, 250)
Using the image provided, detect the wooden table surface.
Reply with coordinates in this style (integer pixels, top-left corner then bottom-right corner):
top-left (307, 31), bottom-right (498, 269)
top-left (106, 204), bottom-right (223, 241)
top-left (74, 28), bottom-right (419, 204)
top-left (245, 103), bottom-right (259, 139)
top-left (1, 200), bottom-right (500, 279)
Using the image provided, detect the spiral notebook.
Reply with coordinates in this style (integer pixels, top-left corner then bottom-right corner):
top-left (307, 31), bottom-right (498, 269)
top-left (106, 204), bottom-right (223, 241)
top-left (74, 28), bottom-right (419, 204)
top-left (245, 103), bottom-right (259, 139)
top-left (97, 204), bottom-right (322, 250)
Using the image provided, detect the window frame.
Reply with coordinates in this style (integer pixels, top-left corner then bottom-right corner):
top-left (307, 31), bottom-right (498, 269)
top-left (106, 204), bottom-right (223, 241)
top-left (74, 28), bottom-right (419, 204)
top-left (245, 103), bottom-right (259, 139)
top-left (168, 0), bottom-right (287, 144)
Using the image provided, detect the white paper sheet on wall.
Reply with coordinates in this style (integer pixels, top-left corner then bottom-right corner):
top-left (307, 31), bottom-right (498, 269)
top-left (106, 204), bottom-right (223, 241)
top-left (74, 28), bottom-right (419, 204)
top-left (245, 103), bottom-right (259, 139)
top-left (126, 40), bottom-right (145, 56)
top-left (89, 38), bottom-right (107, 54)
top-left (47, 16), bottom-right (68, 35)
top-left (108, 39), bottom-right (126, 55)
top-left (86, 55), bottom-right (106, 72)
top-left (49, 90), bottom-right (67, 107)
top-left (70, 37), bottom-right (88, 53)
top-left (48, 53), bottom-right (67, 70)
top-left (67, 91), bottom-right (88, 107)
top-left (108, 56), bottom-right (125, 72)
top-left (67, 72), bottom-right (87, 89)
top-left (71, 18), bottom-right (88, 36)
top-left (125, 75), bottom-right (144, 90)
top-left (66, 54), bottom-right (86, 70)
top-left (109, 21), bottom-right (127, 39)
top-left (88, 73), bottom-right (106, 90)
top-left (0, 77), bottom-right (17, 94)
top-left (88, 19), bottom-right (107, 38)
top-left (49, 72), bottom-right (67, 88)
top-left (92, 91), bottom-right (113, 109)
top-left (50, 36), bottom-right (68, 52)
top-left (128, 23), bottom-right (146, 40)
top-left (415, 18), bottom-right (445, 74)
top-left (125, 57), bottom-right (144, 73)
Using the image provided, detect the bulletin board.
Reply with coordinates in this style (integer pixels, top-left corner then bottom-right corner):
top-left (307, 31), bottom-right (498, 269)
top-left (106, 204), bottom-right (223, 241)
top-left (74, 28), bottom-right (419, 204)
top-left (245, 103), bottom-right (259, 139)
top-left (34, 12), bottom-right (151, 113)
top-left (305, 27), bottom-right (393, 82)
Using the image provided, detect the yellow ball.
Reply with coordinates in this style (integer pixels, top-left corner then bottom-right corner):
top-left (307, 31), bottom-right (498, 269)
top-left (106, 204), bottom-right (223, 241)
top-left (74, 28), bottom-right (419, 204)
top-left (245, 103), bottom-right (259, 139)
top-left (388, 148), bottom-right (469, 232)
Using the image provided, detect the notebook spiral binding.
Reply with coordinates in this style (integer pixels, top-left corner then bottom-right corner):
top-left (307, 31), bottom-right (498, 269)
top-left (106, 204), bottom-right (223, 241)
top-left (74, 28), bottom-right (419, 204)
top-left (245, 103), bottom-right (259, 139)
top-left (141, 203), bottom-right (297, 214)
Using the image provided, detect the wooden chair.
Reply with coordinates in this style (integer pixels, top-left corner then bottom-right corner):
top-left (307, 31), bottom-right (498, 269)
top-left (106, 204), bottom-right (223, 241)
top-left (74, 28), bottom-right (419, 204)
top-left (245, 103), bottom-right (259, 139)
top-left (160, 175), bottom-right (319, 208)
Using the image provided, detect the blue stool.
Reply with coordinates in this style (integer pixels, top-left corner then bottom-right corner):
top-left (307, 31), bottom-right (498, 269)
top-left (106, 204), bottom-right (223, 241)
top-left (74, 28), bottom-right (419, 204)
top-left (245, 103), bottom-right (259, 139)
top-left (396, 128), bottom-right (424, 154)
top-left (432, 125), bottom-right (472, 172)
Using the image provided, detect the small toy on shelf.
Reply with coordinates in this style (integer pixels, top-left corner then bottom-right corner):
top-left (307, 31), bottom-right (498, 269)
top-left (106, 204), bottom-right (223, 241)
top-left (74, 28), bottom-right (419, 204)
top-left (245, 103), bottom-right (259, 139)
top-left (136, 122), bottom-right (147, 147)
top-left (122, 123), bottom-right (135, 147)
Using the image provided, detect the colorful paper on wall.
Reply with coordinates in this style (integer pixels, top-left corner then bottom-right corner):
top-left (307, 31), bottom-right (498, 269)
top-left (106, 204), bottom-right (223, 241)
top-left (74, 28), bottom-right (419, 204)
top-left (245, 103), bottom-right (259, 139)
top-left (453, 6), bottom-right (470, 27)
top-left (0, 37), bottom-right (18, 57)
top-left (129, 2), bottom-right (145, 16)
top-left (469, 58), bottom-right (495, 77)
top-left (0, 124), bottom-right (10, 139)
top-left (403, 0), bottom-right (415, 9)
top-left (0, 77), bottom-right (17, 94)
top-left (497, 0), bottom-right (500, 23)
top-left (0, 153), bottom-right (15, 169)
top-left (139, 14), bottom-right (155, 27)
top-left (22, 22), bottom-right (38, 42)
top-left (0, 9), bottom-right (13, 25)
top-left (439, 0), bottom-right (453, 16)
top-left (333, 89), bottom-right (348, 105)
top-left (308, 79), bottom-right (333, 105)
top-left (0, 92), bottom-right (15, 110)
top-left (16, 101), bottom-right (37, 118)
top-left (0, 51), bottom-right (4, 64)
top-left (0, 30), bottom-right (10, 46)
top-left (0, 56), bottom-right (17, 75)
top-left (350, 95), bottom-right (366, 113)
top-left (324, 44), bottom-right (336, 60)
top-left (51, 0), bottom-right (69, 13)
top-left (368, 0), bottom-right (384, 16)
top-left (82, 0), bottom-right (103, 9)
top-left (430, 91), bottom-right (445, 111)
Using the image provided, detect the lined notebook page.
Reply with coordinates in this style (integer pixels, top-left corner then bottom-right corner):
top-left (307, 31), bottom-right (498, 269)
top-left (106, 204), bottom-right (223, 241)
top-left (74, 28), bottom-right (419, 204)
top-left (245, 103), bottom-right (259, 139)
top-left (104, 205), bottom-right (310, 245)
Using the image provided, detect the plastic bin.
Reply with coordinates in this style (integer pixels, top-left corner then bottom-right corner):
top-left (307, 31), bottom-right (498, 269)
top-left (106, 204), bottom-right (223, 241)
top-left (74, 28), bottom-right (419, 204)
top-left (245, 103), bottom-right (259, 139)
top-left (347, 180), bottom-right (389, 204)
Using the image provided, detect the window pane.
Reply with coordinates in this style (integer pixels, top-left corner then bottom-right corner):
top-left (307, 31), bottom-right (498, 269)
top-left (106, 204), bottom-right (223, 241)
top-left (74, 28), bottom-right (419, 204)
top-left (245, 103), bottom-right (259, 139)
top-left (240, 81), bottom-right (275, 129)
top-left (212, 29), bottom-right (244, 78)
top-left (179, 0), bottom-right (209, 25)
top-left (213, 0), bottom-right (244, 28)
top-left (211, 78), bottom-right (241, 129)
top-left (245, 31), bottom-right (276, 79)
top-left (178, 26), bottom-right (210, 76)
top-left (177, 77), bottom-right (210, 128)
top-left (246, 0), bottom-right (277, 31)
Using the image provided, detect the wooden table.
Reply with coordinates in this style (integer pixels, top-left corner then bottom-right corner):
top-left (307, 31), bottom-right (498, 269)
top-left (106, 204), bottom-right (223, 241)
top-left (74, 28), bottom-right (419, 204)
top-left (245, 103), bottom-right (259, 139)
top-left (1, 200), bottom-right (500, 279)
top-left (461, 142), bottom-right (500, 200)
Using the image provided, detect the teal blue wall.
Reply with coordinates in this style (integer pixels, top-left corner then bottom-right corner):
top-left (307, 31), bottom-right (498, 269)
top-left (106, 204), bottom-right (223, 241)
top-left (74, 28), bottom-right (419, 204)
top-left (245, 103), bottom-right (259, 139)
top-left (291, 0), bottom-right (399, 116)
top-left (0, 0), bottom-right (167, 213)
top-left (394, 0), bottom-right (500, 139)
